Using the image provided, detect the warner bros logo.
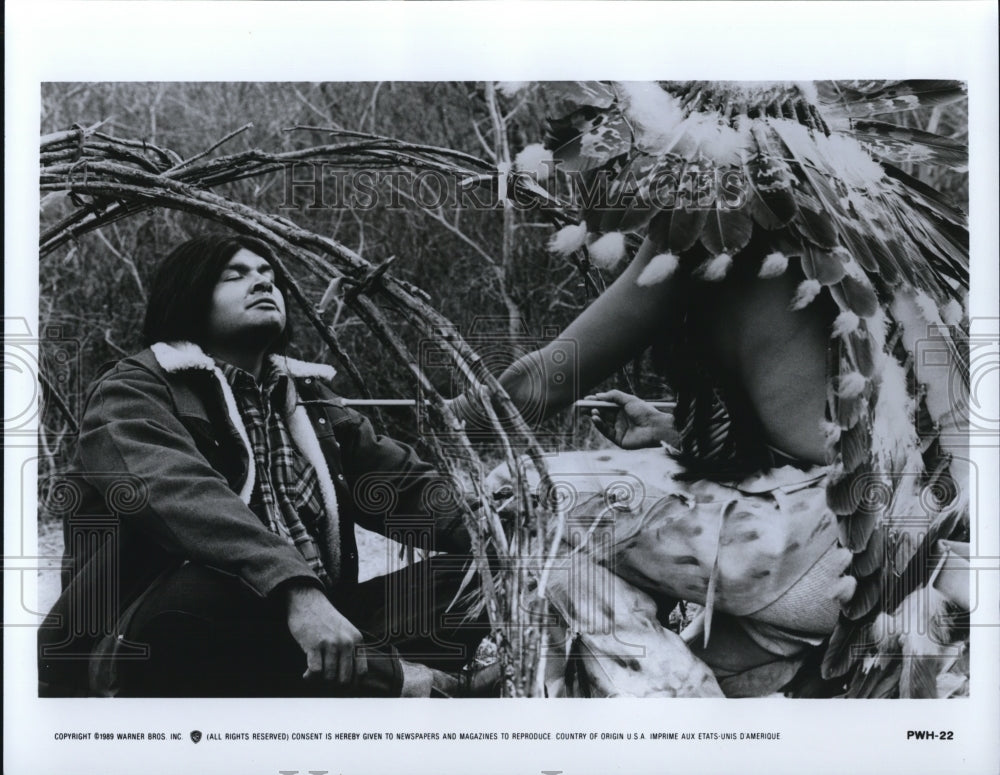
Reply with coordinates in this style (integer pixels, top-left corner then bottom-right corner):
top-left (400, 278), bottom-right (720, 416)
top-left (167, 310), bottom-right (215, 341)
top-left (190, 730), bottom-right (202, 744)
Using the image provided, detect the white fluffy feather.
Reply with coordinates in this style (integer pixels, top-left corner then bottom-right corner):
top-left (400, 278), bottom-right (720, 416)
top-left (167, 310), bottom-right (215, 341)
top-left (758, 252), bottom-right (788, 278)
top-left (514, 143), bottom-right (554, 178)
top-left (588, 232), bottom-right (627, 269)
top-left (866, 306), bottom-right (889, 358)
top-left (838, 371), bottom-right (867, 399)
top-left (699, 253), bottom-right (732, 281)
top-left (870, 352), bottom-right (917, 472)
top-left (831, 310), bottom-right (861, 338)
top-left (692, 118), bottom-right (749, 166)
top-left (791, 279), bottom-right (823, 310)
top-left (914, 290), bottom-right (945, 327)
top-left (636, 252), bottom-right (679, 286)
top-left (616, 82), bottom-right (685, 154)
top-left (941, 298), bottom-right (964, 326)
top-left (548, 222), bottom-right (588, 256)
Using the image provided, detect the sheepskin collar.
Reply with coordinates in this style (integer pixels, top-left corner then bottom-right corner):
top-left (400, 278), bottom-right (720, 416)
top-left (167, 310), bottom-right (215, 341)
top-left (148, 340), bottom-right (343, 576)
top-left (150, 341), bottom-right (337, 382)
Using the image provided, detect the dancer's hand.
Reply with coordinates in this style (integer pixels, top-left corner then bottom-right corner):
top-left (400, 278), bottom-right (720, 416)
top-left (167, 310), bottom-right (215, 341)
top-left (587, 390), bottom-right (676, 449)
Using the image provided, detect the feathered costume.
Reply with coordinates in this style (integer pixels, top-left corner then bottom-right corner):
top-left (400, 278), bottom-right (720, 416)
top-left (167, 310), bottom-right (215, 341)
top-left (538, 81), bottom-right (970, 697)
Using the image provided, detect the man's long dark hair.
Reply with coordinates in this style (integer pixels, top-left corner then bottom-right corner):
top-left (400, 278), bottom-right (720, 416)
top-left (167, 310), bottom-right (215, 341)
top-left (142, 234), bottom-right (293, 352)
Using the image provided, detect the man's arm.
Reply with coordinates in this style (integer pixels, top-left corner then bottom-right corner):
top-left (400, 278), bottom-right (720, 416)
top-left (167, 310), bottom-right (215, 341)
top-left (331, 405), bottom-right (472, 554)
top-left (79, 363), bottom-right (322, 598)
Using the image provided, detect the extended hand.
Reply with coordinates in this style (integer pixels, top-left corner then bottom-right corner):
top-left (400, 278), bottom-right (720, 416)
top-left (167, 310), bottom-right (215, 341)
top-left (588, 389), bottom-right (676, 449)
top-left (284, 585), bottom-right (367, 685)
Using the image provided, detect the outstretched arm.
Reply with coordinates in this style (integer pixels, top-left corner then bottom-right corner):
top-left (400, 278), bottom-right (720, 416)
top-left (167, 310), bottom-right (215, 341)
top-left (456, 237), bottom-right (679, 425)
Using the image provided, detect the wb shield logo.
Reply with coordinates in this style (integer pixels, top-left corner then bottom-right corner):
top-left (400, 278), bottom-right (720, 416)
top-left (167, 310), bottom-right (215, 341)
top-left (190, 730), bottom-right (202, 744)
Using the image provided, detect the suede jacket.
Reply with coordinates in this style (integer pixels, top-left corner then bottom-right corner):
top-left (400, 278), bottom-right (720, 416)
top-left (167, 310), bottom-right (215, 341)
top-left (38, 343), bottom-right (469, 695)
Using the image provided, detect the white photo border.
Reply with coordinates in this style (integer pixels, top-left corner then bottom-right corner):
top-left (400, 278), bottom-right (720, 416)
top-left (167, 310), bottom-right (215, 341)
top-left (5, 3), bottom-right (999, 774)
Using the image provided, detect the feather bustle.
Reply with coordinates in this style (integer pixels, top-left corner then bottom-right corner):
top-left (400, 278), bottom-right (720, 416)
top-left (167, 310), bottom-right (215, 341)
top-left (842, 572), bottom-right (881, 620)
top-left (826, 462), bottom-right (869, 516)
top-left (839, 421), bottom-right (871, 471)
top-left (700, 207), bottom-right (753, 256)
top-left (801, 244), bottom-right (847, 285)
top-left (536, 80), bottom-right (970, 698)
top-left (850, 527), bottom-right (886, 578)
top-left (845, 327), bottom-right (877, 377)
top-left (822, 616), bottom-right (869, 679)
top-left (833, 274), bottom-right (880, 318)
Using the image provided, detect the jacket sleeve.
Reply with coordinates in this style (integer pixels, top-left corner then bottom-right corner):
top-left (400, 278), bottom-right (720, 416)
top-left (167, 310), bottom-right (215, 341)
top-left (78, 363), bottom-right (323, 597)
top-left (332, 406), bottom-right (472, 554)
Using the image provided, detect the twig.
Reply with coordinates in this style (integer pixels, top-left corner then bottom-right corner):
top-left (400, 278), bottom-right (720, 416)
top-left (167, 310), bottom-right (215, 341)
top-left (396, 185), bottom-right (497, 267)
top-left (92, 228), bottom-right (146, 302)
top-left (470, 118), bottom-right (498, 163)
top-left (39, 371), bottom-right (79, 435)
top-left (291, 86), bottom-right (339, 126)
top-left (168, 122), bottom-right (254, 173)
top-left (39, 119), bottom-right (109, 147)
top-left (103, 328), bottom-right (129, 356)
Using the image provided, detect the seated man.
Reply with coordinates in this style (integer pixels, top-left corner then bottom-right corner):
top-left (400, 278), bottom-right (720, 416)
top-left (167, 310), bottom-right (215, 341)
top-left (39, 234), bottom-right (492, 698)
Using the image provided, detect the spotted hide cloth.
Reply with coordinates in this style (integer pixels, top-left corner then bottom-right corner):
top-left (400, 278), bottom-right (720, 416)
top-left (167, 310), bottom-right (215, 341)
top-left (490, 447), bottom-right (856, 697)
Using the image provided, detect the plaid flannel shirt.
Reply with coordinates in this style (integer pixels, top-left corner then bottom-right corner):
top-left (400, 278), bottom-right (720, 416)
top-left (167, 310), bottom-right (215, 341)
top-left (219, 360), bottom-right (332, 589)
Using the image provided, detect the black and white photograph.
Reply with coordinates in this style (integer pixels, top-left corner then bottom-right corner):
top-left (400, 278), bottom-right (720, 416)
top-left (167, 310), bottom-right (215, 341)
top-left (6, 3), bottom-right (999, 775)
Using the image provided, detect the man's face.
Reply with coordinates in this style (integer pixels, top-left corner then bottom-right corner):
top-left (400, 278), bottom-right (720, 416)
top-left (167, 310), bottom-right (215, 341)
top-left (205, 249), bottom-right (287, 350)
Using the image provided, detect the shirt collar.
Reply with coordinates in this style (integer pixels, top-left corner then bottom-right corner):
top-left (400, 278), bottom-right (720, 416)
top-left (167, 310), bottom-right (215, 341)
top-left (218, 357), bottom-right (289, 401)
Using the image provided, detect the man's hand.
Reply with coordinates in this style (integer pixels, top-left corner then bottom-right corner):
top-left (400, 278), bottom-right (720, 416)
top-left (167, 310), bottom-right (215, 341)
top-left (587, 390), bottom-right (677, 449)
top-left (283, 584), bottom-right (367, 685)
